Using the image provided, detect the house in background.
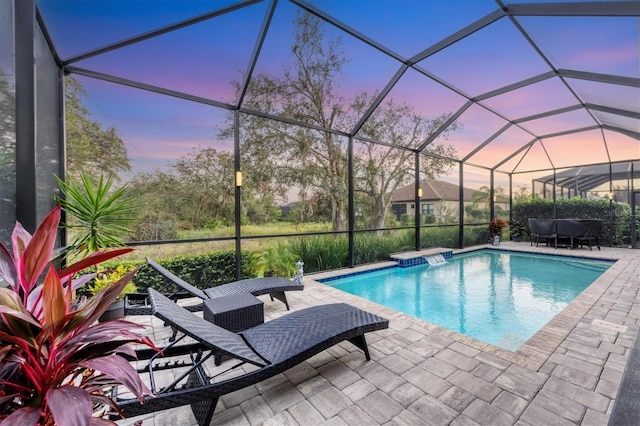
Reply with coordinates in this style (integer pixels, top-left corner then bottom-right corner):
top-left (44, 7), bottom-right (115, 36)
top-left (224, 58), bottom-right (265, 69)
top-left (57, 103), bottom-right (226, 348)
top-left (390, 179), bottom-right (509, 222)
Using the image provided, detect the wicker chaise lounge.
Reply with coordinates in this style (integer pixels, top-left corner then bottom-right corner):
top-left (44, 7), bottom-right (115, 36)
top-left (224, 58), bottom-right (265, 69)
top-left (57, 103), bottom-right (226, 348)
top-left (115, 288), bottom-right (389, 425)
top-left (126, 257), bottom-right (304, 315)
top-left (147, 257), bottom-right (302, 310)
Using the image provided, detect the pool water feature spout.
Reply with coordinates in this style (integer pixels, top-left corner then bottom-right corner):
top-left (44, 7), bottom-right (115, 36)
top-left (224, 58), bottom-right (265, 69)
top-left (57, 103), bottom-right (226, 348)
top-left (424, 254), bottom-right (446, 265)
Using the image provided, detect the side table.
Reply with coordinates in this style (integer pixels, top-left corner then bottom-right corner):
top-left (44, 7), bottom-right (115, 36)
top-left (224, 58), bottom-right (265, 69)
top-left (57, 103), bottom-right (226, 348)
top-left (203, 294), bottom-right (264, 364)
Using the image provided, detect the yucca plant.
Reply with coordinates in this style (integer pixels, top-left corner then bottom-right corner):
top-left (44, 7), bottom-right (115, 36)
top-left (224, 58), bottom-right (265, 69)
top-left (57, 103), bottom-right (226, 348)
top-left (55, 172), bottom-right (137, 259)
top-left (0, 206), bottom-right (158, 425)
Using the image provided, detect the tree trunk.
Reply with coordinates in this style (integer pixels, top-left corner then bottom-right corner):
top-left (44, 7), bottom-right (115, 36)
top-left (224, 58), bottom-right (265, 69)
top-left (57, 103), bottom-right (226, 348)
top-left (372, 196), bottom-right (388, 236)
top-left (332, 198), bottom-right (347, 231)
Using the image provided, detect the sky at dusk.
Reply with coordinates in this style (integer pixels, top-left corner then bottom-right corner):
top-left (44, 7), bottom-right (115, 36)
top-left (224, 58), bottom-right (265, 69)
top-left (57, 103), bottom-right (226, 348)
top-left (34, 0), bottom-right (640, 191)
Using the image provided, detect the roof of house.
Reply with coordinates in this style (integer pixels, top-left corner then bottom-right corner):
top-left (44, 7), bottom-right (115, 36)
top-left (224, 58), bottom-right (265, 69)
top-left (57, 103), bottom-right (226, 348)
top-left (390, 179), bottom-right (479, 203)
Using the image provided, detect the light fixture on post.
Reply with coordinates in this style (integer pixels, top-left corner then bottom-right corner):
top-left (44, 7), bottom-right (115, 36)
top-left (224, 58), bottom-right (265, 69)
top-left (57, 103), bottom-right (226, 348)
top-left (418, 188), bottom-right (423, 197)
top-left (235, 171), bottom-right (243, 187)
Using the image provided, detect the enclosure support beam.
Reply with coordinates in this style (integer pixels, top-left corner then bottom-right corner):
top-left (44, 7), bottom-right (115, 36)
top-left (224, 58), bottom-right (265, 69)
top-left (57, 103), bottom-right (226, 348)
top-left (15, 0), bottom-right (37, 233)
top-left (234, 110), bottom-right (242, 280)
top-left (508, 174), bottom-right (513, 234)
top-left (58, 69), bottom-right (67, 249)
top-left (459, 162), bottom-right (465, 249)
top-left (348, 136), bottom-right (355, 268)
top-left (490, 171), bottom-right (495, 221)
top-left (414, 153), bottom-right (421, 251)
top-left (609, 163), bottom-right (614, 246)
top-left (552, 172), bottom-right (557, 218)
top-left (631, 163), bottom-right (637, 249)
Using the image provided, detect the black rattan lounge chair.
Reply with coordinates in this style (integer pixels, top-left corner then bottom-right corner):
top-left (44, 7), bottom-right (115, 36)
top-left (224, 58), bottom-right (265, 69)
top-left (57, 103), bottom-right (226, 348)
top-left (125, 257), bottom-right (303, 315)
top-left (115, 288), bottom-right (389, 425)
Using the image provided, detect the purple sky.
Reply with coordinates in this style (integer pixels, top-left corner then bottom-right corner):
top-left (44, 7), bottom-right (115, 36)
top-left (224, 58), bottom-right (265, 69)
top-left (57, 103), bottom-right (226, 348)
top-left (36, 0), bottom-right (639, 190)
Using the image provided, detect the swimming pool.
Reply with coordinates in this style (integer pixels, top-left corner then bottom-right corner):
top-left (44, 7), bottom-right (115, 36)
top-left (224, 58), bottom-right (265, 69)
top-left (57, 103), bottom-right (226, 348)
top-left (320, 250), bottom-right (613, 351)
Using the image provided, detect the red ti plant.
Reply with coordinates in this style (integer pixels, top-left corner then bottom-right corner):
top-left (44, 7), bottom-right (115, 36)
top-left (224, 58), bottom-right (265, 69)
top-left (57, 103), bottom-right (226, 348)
top-left (0, 206), bottom-right (158, 425)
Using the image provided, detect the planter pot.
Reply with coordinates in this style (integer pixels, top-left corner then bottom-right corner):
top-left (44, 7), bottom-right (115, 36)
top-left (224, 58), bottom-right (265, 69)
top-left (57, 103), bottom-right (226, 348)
top-left (512, 235), bottom-right (522, 242)
top-left (492, 235), bottom-right (501, 246)
top-left (98, 300), bottom-right (125, 322)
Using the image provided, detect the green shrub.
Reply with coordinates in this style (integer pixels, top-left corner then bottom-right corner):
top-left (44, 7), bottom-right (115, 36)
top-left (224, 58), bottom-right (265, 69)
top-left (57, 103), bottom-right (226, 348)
top-left (107, 250), bottom-right (253, 292)
top-left (286, 235), bottom-right (349, 272)
top-left (511, 198), bottom-right (631, 246)
top-left (423, 214), bottom-right (436, 224)
top-left (420, 225), bottom-right (460, 248)
top-left (462, 225), bottom-right (490, 246)
top-left (251, 244), bottom-right (300, 278)
top-left (354, 231), bottom-right (414, 265)
top-left (87, 265), bottom-right (138, 300)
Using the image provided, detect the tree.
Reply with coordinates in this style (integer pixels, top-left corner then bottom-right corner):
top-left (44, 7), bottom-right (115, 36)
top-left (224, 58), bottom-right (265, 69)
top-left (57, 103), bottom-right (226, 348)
top-left (65, 77), bottom-right (130, 180)
top-left (513, 184), bottom-right (531, 202)
top-left (126, 170), bottom-right (182, 240)
top-left (225, 12), bottom-right (349, 231)
top-left (350, 93), bottom-right (458, 231)
top-left (172, 148), bottom-right (235, 227)
top-left (226, 11), bottom-right (458, 232)
top-left (129, 147), bottom-right (282, 231)
top-left (129, 148), bottom-right (235, 230)
top-left (472, 185), bottom-right (505, 209)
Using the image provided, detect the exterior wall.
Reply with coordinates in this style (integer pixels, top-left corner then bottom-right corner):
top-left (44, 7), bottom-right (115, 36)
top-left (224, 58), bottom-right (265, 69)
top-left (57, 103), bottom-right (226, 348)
top-left (396, 200), bottom-right (466, 221)
top-left (6, 0), bottom-right (62, 236)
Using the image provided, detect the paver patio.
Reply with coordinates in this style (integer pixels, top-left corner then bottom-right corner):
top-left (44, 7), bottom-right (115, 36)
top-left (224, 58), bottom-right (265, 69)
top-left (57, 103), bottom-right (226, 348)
top-left (117, 243), bottom-right (639, 426)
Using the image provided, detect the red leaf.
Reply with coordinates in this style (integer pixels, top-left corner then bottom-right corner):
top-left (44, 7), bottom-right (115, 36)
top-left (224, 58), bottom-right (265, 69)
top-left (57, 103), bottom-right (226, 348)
top-left (47, 385), bottom-right (92, 426)
top-left (0, 406), bottom-right (41, 425)
top-left (58, 248), bottom-right (134, 281)
top-left (20, 207), bottom-right (60, 295)
top-left (42, 266), bottom-right (68, 330)
top-left (82, 354), bottom-right (151, 401)
top-left (65, 320), bottom-right (146, 347)
top-left (68, 268), bottom-right (139, 330)
top-left (0, 306), bottom-right (41, 330)
top-left (0, 243), bottom-right (16, 288)
top-left (10, 221), bottom-right (31, 261)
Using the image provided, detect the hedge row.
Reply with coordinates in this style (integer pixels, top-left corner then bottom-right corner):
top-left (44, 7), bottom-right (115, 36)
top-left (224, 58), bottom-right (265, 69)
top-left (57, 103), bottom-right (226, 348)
top-left (101, 250), bottom-right (254, 293)
top-left (510, 198), bottom-right (632, 246)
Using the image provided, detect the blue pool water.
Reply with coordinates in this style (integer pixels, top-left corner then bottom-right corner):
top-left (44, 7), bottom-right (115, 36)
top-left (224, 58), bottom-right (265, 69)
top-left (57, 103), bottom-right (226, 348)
top-left (322, 250), bottom-right (613, 351)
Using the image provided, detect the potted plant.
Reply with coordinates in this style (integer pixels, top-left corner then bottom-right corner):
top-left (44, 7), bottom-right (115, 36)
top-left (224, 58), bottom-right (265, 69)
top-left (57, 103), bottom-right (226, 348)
top-left (0, 206), bottom-right (158, 424)
top-left (88, 265), bottom-right (138, 321)
top-left (488, 217), bottom-right (508, 245)
top-left (509, 220), bottom-right (525, 242)
top-left (56, 172), bottom-right (139, 316)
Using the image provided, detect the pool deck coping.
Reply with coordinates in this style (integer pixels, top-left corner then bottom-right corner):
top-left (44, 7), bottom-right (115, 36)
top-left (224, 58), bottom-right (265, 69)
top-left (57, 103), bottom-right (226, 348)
top-left (118, 243), bottom-right (639, 426)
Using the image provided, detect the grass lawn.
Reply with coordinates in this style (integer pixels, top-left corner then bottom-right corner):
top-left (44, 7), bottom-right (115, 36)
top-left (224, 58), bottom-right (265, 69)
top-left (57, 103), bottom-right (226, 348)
top-left (120, 222), bottom-right (331, 262)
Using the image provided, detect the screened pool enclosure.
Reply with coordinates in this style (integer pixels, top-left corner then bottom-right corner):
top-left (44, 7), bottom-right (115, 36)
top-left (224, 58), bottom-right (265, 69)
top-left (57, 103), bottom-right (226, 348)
top-left (2, 0), bottom-right (639, 273)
